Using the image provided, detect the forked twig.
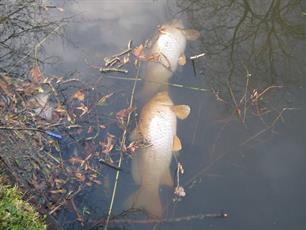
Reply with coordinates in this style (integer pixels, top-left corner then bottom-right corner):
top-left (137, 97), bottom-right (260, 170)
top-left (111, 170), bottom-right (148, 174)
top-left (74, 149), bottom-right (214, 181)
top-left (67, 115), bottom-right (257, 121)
top-left (240, 107), bottom-right (298, 145)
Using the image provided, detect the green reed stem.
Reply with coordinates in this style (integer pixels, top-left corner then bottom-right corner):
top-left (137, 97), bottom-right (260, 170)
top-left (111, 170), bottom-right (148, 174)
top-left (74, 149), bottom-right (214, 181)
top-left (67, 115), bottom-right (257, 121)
top-left (103, 75), bottom-right (208, 92)
top-left (103, 65), bottom-right (140, 230)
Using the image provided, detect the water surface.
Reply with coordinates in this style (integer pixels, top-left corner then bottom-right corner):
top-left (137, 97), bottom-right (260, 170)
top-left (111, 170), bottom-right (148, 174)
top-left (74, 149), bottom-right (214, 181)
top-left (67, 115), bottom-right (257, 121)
top-left (45, 0), bottom-right (306, 229)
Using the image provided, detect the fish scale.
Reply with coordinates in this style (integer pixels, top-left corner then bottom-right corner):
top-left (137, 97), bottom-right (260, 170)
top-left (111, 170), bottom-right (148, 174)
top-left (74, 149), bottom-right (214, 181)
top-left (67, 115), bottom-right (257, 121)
top-left (154, 31), bottom-right (186, 71)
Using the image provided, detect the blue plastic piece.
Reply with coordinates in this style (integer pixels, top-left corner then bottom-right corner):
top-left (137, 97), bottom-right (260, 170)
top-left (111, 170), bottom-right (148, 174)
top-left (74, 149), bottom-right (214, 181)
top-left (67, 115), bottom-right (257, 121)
top-left (46, 131), bottom-right (63, 139)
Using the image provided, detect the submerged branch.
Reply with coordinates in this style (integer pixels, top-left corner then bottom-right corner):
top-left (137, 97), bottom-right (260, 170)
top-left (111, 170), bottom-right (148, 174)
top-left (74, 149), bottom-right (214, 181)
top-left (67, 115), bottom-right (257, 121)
top-left (98, 159), bottom-right (122, 171)
top-left (96, 211), bottom-right (228, 225)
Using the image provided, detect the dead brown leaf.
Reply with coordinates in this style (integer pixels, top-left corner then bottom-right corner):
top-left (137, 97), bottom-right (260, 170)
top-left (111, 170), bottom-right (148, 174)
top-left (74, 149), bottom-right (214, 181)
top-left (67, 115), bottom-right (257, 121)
top-left (72, 90), bottom-right (85, 101)
top-left (87, 126), bottom-right (94, 134)
top-left (74, 171), bottom-right (85, 182)
top-left (68, 156), bottom-right (84, 165)
top-left (146, 53), bottom-right (160, 62)
top-left (116, 106), bottom-right (136, 123)
top-left (57, 6), bottom-right (64, 12)
top-left (55, 104), bottom-right (66, 113)
top-left (86, 182), bottom-right (93, 187)
top-left (133, 44), bottom-right (145, 59)
top-left (76, 103), bottom-right (88, 117)
top-left (81, 153), bottom-right (93, 167)
top-left (31, 66), bottom-right (43, 83)
top-left (100, 133), bottom-right (115, 154)
top-left (96, 92), bottom-right (114, 106)
top-left (123, 141), bottom-right (138, 155)
top-left (91, 179), bottom-right (102, 185)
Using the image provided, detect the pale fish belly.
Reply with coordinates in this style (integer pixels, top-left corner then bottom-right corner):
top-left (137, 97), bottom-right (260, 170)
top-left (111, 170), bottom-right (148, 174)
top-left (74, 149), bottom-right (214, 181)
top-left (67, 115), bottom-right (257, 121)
top-left (140, 108), bottom-right (176, 186)
top-left (139, 32), bottom-right (186, 102)
top-left (154, 32), bottom-right (186, 71)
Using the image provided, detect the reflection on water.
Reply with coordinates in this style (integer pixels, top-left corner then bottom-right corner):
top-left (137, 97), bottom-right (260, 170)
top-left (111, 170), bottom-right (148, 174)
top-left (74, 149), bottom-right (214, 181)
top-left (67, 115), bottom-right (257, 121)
top-left (43, 0), bottom-right (306, 229)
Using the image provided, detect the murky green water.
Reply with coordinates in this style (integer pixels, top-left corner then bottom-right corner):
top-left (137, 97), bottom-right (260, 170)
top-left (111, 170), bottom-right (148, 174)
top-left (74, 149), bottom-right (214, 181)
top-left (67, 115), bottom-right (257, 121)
top-left (44, 0), bottom-right (306, 229)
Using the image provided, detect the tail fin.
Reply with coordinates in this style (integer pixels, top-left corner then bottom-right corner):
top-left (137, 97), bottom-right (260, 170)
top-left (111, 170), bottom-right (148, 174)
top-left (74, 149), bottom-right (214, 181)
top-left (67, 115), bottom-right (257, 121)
top-left (138, 64), bottom-right (172, 105)
top-left (125, 186), bottom-right (162, 218)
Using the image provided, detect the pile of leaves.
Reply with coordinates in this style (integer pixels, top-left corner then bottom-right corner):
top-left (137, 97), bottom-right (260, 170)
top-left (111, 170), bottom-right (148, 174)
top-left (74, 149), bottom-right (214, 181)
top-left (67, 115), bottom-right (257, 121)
top-left (0, 63), bottom-right (139, 227)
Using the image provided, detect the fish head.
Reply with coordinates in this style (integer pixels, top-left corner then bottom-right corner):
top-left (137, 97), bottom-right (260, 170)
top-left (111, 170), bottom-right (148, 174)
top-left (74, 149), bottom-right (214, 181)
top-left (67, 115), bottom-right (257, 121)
top-left (158, 19), bottom-right (200, 41)
top-left (158, 19), bottom-right (184, 35)
top-left (150, 91), bottom-right (173, 106)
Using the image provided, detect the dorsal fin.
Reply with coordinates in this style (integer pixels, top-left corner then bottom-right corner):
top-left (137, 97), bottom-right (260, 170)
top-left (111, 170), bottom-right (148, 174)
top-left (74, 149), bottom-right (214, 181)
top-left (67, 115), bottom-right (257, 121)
top-left (171, 105), bottom-right (191, 119)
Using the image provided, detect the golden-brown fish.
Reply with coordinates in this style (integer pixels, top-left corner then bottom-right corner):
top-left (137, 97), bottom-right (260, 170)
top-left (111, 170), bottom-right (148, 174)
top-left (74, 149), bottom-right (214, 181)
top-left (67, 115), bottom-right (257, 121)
top-left (126, 91), bottom-right (190, 217)
top-left (140, 19), bottom-right (200, 103)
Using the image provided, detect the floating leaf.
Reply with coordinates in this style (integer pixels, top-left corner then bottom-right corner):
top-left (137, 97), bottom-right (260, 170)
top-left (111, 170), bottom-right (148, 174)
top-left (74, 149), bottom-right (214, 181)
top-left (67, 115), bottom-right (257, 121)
top-left (31, 66), bottom-right (43, 83)
top-left (68, 156), bottom-right (84, 165)
top-left (92, 179), bottom-right (102, 185)
top-left (116, 106), bottom-right (136, 123)
top-left (86, 182), bottom-right (93, 187)
top-left (74, 172), bottom-right (85, 182)
top-left (133, 44), bottom-right (145, 59)
top-left (57, 7), bottom-right (64, 12)
top-left (87, 126), bottom-right (94, 134)
top-left (55, 104), bottom-right (66, 113)
top-left (96, 92), bottom-right (114, 106)
top-left (54, 178), bottom-right (66, 185)
top-left (100, 133), bottom-right (115, 154)
top-left (146, 53), bottom-right (160, 62)
top-left (72, 90), bottom-right (85, 101)
top-left (76, 103), bottom-right (89, 117)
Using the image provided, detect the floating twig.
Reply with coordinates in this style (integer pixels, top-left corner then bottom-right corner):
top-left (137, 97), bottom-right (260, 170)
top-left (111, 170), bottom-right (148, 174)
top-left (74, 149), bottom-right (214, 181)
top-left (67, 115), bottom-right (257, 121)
top-left (111, 47), bottom-right (132, 59)
top-left (190, 53), bottom-right (205, 77)
top-left (96, 211), bottom-right (228, 225)
top-left (103, 62), bottom-right (141, 230)
top-left (190, 52), bottom-right (206, 60)
top-left (99, 68), bottom-right (128, 74)
top-left (49, 186), bottom-right (82, 215)
top-left (104, 57), bottom-right (121, 67)
top-left (99, 159), bottom-right (122, 171)
top-left (101, 75), bottom-right (208, 92)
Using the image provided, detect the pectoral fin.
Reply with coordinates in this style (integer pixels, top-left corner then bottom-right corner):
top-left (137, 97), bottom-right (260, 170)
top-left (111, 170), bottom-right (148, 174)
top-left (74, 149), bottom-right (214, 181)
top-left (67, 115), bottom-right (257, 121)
top-left (178, 54), bottom-right (186, 66)
top-left (183, 29), bottom-right (201, 41)
top-left (173, 135), bottom-right (182, 152)
top-left (161, 168), bottom-right (174, 187)
top-left (171, 105), bottom-right (191, 120)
